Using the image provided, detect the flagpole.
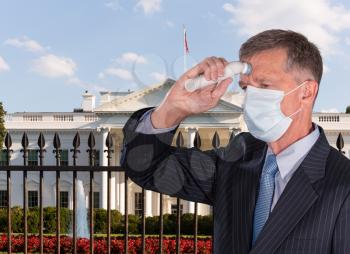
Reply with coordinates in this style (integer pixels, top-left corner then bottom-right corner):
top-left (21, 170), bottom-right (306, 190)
top-left (183, 25), bottom-right (187, 73)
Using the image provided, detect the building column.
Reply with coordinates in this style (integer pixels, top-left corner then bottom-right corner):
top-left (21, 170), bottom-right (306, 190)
top-left (119, 172), bottom-right (125, 214)
top-left (186, 127), bottom-right (197, 214)
top-left (115, 172), bottom-right (120, 211)
top-left (100, 128), bottom-right (116, 210)
top-left (115, 145), bottom-right (121, 211)
top-left (145, 190), bottom-right (152, 217)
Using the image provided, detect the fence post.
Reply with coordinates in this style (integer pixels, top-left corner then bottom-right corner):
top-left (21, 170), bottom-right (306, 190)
top-left (87, 131), bottom-right (96, 254)
top-left (37, 132), bottom-right (46, 254)
top-left (4, 133), bottom-right (12, 254)
top-left (193, 131), bottom-right (201, 254)
top-left (53, 133), bottom-right (61, 254)
top-left (20, 132), bottom-right (29, 254)
top-left (175, 131), bottom-right (184, 254)
top-left (71, 132), bottom-right (81, 254)
top-left (105, 131), bottom-right (114, 254)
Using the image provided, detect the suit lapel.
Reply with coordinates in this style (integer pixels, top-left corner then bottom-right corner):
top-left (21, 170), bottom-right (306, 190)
top-left (250, 127), bottom-right (330, 254)
top-left (231, 133), bottom-right (267, 253)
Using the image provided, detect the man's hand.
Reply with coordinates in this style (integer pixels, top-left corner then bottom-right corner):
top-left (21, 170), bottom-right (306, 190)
top-left (151, 56), bottom-right (233, 128)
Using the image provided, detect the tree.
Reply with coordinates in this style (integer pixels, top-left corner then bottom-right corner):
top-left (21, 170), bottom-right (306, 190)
top-left (0, 102), bottom-right (6, 149)
top-left (346, 105), bottom-right (350, 114)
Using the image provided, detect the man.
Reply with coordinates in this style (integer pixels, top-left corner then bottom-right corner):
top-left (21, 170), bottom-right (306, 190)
top-left (120, 30), bottom-right (350, 253)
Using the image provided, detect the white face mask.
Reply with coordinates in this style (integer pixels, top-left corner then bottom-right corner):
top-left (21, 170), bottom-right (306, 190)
top-left (243, 81), bottom-right (307, 143)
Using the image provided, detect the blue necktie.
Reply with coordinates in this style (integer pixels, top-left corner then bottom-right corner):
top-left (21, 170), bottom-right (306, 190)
top-left (252, 153), bottom-right (279, 245)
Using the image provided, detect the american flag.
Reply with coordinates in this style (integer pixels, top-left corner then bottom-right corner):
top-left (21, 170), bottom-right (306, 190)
top-left (184, 26), bottom-right (189, 54)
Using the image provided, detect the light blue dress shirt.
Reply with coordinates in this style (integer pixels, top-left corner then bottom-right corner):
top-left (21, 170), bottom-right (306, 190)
top-left (135, 108), bottom-right (320, 210)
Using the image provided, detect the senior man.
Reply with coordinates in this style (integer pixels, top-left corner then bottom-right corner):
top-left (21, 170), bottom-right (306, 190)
top-left (120, 30), bottom-right (350, 253)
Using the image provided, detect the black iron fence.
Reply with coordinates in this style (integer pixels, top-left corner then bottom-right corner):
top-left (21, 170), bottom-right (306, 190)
top-left (0, 130), bottom-right (346, 254)
top-left (0, 129), bottom-right (226, 254)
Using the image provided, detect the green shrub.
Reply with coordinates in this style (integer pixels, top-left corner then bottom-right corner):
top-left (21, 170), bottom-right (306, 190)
top-left (93, 208), bottom-right (106, 234)
top-left (145, 215), bottom-right (159, 234)
top-left (28, 207), bottom-right (40, 233)
top-left (0, 207), bottom-right (213, 235)
top-left (181, 213), bottom-right (194, 235)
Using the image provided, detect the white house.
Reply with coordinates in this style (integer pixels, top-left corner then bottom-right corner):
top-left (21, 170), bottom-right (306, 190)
top-left (2, 78), bottom-right (350, 217)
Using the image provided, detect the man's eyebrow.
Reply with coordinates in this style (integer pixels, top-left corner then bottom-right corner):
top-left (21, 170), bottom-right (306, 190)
top-left (256, 78), bottom-right (274, 83)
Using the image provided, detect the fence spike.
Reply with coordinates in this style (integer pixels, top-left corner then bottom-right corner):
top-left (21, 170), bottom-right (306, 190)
top-left (194, 131), bottom-right (201, 149)
top-left (37, 132), bottom-right (45, 149)
top-left (53, 133), bottom-right (61, 149)
top-left (212, 131), bottom-right (220, 148)
top-left (176, 131), bottom-right (184, 147)
top-left (105, 132), bottom-right (113, 148)
top-left (4, 132), bottom-right (12, 149)
top-left (229, 131), bottom-right (235, 142)
top-left (73, 132), bottom-right (81, 149)
top-left (21, 132), bottom-right (29, 149)
top-left (336, 132), bottom-right (344, 153)
top-left (88, 132), bottom-right (95, 149)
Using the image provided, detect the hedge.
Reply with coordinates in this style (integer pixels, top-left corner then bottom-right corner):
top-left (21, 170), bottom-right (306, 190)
top-left (0, 207), bottom-right (213, 235)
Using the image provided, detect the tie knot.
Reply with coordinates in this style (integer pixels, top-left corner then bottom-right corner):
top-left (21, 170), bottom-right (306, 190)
top-left (263, 154), bottom-right (278, 176)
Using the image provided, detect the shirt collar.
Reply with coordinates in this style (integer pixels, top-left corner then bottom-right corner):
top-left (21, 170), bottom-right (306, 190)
top-left (266, 124), bottom-right (320, 180)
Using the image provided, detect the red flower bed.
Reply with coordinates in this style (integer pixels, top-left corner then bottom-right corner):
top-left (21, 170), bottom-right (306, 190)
top-left (0, 234), bottom-right (212, 253)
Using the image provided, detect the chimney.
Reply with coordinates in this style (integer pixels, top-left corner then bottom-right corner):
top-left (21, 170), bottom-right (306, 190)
top-left (81, 91), bottom-right (95, 112)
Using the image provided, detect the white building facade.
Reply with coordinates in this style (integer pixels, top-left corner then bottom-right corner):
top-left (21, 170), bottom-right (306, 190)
top-left (2, 79), bottom-right (350, 216)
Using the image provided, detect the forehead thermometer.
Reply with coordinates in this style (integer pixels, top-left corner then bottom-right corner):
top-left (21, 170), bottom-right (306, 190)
top-left (184, 61), bottom-right (252, 92)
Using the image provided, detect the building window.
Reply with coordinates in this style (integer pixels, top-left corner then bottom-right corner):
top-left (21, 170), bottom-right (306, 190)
top-left (53, 114), bottom-right (74, 122)
top-left (23, 115), bottom-right (43, 122)
top-left (60, 191), bottom-right (69, 208)
top-left (94, 150), bottom-right (100, 166)
top-left (318, 115), bottom-right (340, 122)
top-left (28, 191), bottom-right (38, 208)
top-left (171, 204), bottom-right (183, 215)
top-left (60, 150), bottom-right (69, 166)
top-left (0, 151), bottom-right (7, 166)
top-left (28, 150), bottom-right (38, 166)
top-left (93, 192), bottom-right (100, 208)
top-left (0, 190), bottom-right (8, 208)
top-left (134, 192), bottom-right (143, 216)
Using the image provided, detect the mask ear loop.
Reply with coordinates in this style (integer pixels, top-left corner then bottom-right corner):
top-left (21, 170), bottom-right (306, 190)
top-left (285, 80), bottom-right (310, 118)
top-left (284, 80), bottom-right (308, 96)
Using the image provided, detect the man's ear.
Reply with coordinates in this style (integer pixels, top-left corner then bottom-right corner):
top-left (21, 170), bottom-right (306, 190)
top-left (302, 80), bottom-right (318, 103)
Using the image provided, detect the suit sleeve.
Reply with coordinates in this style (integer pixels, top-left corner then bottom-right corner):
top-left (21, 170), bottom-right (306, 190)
top-left (120, 106), bottom-right (227, 205)
top-left (332, 192), bottom-right (350, 254)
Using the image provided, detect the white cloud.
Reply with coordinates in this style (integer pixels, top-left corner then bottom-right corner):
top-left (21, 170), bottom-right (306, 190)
top-left (222, 0), bottom-right (350, 55)
top-left (136, 0), bottom-right (162, 14)
top-left (4, 36), bottom-right (45, 53)
top-left (346, 37), bottom-right (350, 45)
top-left (104, 67), bottom-right (133, 80)
top-left (323, 64), bottom-right (330, 74)
top-left (115, 52), bottom-right (147, 64)
top-left (165, 20), bottom-right (174, 28)
top-left (0, 56), bottom-right (10, 72)
top-left (320, 108), bottom-right (339, 113)
top-left (31, 54), bottom-right (76, 78)
top-left (67, 77), bottom-right (107, 92)
top-left (98, 72), bottom-right (105, 79)
top-left (105, 0), bottom-right (122, 10)
top-left (150, 71), bottom-right (166, 82)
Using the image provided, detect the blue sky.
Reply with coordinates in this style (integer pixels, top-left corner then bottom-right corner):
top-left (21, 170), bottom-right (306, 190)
top-left (1, 0), bottom-right (350, 113)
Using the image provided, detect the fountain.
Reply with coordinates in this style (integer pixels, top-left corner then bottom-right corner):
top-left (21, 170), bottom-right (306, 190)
top-left (72, 180), bottom-right (89, 238)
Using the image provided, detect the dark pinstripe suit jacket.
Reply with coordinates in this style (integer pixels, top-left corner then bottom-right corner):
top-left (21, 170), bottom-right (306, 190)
top-left (120, 107), bottom-right (350, 254)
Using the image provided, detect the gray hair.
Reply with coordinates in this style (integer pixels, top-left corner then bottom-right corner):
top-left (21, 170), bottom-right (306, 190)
top-left (239, 29), bottom-right (323, 84)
